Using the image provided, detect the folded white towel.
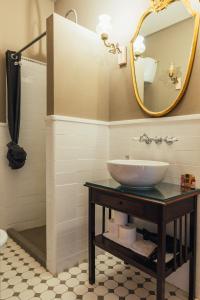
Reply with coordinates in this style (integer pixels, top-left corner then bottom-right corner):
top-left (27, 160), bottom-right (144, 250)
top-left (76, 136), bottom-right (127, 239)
top-left (131, 239), bottom-right (157, 258)
top-left (154, 253), bottom-right (179, 263)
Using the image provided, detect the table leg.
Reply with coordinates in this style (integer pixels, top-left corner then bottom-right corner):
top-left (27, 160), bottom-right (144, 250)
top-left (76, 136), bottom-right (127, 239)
top-left (189, 197), bottom-right (197, 300)
top-left (102, 207), bottom-right (105, 233)
top-left (89, 189), bottom-right (95, 284)
top-left (157, 220), bottom-right (166, 300)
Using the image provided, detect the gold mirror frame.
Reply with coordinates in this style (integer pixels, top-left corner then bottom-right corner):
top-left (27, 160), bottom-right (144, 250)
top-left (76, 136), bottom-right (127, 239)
top-left (130, 0), bottom-right (200, 117)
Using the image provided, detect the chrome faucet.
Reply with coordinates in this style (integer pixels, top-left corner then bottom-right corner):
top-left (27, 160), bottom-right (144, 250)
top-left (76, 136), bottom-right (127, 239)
top-left (139, 133), bottom-right (153, 144)
top-left (134, 133), bottom-right (178, 145)
top-left (154, 136), bottom-right (163, 144)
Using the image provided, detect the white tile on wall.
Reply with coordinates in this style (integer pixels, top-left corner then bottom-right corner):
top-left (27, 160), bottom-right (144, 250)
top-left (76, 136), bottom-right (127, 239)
top-left (46, 120), bottom-right (57, 274)
top-left (46, 118), bottom-right (109, 274)
top-left (0, 58), bottom-right (46, 231)
top-left (110, 119), bottom-right (200, 187)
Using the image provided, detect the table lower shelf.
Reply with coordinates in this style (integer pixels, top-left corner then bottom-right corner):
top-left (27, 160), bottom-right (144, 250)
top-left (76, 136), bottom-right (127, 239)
top-left (95, 234), bottom-right (191, 279)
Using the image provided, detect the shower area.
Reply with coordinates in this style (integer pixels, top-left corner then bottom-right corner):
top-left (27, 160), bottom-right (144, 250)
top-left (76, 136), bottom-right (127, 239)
top-left (2, 8), bottom-right (108, 274)
top-left (7, 57), bottom-right (47, 266)
top-left (5, 9), bottom-right (80, 269)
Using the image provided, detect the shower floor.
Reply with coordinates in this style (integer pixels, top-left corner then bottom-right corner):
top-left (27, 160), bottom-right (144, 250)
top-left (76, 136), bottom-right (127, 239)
top-left (7, 226), bottom-right (46, 267)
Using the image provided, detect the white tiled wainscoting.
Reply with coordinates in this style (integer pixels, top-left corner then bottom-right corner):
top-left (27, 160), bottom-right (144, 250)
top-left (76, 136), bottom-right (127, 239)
top-left (46, 116), bottom-right (109, 274)
top-left (2, 112), bottom-right (200, 297)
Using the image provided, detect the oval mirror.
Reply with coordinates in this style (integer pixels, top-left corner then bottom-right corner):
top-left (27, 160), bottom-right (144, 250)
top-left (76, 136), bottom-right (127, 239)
top-left (130, 0), bottom-right (200, 117)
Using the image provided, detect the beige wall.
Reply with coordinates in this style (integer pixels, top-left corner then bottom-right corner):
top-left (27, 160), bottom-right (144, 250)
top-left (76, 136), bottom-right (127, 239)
top-left (55, 0), bottom-right (149, 120)
top-left (55, 0), bottom-right (200, 120)
top-left (47, 13), bottom-right (109, 121)
top-left (0, 0), bottom-right (54, 122)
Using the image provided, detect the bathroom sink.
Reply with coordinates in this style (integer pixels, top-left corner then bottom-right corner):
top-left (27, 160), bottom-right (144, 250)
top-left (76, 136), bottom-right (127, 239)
top-left (107, 160), bottom-right (169, 188)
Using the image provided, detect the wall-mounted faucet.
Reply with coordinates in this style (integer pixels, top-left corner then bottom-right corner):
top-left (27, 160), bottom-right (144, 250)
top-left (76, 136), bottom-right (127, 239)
top-left (154, 136), bottom-right (163, 144)
top-left (139, 133), bottom-right (153, 144)
top-left (133, 133), bottom-right (178, 145)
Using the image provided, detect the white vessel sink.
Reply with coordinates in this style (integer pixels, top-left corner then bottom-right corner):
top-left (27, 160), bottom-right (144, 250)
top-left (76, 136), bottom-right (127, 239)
top-left (107, 160), bottom-right (169, 188)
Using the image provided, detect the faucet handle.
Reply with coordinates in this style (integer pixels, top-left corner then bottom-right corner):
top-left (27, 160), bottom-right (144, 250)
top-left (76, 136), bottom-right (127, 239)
top-left (139, 133), bottom-right (153, 144)
top-left (154, 136), bottom-right (163, 144)
top-left (164, 136), bottom-right (178, 145)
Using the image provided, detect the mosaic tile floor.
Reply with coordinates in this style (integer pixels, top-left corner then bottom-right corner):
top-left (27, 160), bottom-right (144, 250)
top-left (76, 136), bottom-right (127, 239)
top-left (0, 238), bottom-right (188, 300)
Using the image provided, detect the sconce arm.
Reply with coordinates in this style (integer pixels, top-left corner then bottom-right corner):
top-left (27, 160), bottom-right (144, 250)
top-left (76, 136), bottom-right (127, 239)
top-left (169, 73), bottom-right (178, 84)
top-left (103, 39), bottom-right (122, 54)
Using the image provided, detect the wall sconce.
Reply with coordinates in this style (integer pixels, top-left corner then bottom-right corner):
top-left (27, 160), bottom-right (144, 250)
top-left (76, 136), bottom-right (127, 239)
top-left (168, 62), bottom-right (178, 84)
top-left (133, 35), bottom-right (146, 60)
top-left (168, 62), bottom-right (182, 90)
top-left (96, 14), bottom-right (127, 66)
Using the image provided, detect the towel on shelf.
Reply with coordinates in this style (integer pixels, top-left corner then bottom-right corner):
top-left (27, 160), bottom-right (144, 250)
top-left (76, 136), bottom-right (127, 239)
top-left (131, 239), bottom-right (157, 258)
top-left (153, 253), bottom-right (175, 263)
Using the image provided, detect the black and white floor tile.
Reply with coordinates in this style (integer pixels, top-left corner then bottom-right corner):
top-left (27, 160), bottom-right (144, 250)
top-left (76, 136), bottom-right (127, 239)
top-left (0, 239), bottom-right (188, 300)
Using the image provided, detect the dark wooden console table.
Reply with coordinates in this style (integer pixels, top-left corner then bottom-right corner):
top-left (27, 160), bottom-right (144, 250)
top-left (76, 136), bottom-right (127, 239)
top-left (85, 180), bottom-right (199, 300)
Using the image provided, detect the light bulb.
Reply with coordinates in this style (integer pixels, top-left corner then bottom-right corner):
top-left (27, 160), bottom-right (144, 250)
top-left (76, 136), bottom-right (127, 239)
top-left (96, 14), bottom-right (112, 38)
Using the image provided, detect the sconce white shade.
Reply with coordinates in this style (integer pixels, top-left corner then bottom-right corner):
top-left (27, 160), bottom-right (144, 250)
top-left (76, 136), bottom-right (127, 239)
top-left (134, 35), bottom-right (146, 56)
top-left (143, 57), bottom-right (157, 83)
top-left (96, 14), bottom-right (112, 37)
